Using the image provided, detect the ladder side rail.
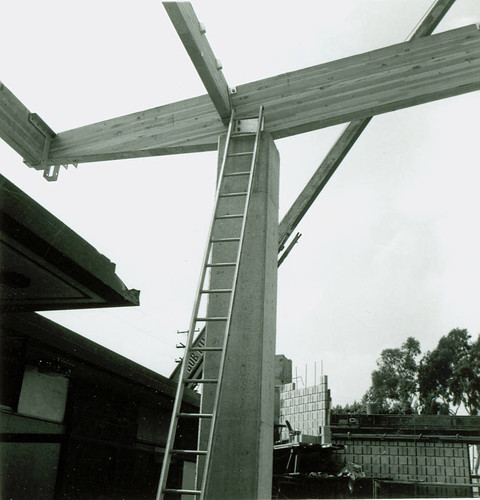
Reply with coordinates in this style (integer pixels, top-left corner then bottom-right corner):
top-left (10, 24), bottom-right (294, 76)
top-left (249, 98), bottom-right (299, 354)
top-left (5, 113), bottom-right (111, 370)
top-left (156, 111), bottom-right (236, 500)
top-left (200, 106), bottom-right (265, 500)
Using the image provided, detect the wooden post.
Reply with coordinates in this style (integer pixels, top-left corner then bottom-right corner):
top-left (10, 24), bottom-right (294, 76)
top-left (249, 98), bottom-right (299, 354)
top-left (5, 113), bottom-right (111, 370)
top-left (198, 131), bottom-right (279, 499)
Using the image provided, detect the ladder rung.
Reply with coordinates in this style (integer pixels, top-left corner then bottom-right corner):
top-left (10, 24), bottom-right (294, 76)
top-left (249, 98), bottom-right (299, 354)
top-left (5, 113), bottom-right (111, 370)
top-left (190, 347), bottom-right (223, 352)
top-left (219, 192), bottom-right (248, 198)
top-left (224, 171), bottom-right (251, 177)
top-left (227, 151), bottom-right (253, 157)
top-left (164, 489), bottom-right (201, 496)
top-left (185, 378), bottom-right (218, 384)
top-left (206, 262), bottom-right (236, 267)
top-left (210, 237), bottom-right (240, 243)
top-left (177, 412), bottom-right (213, 418)
top-left (196, 316), bottom-right (228, 321)
top-left (215, 214), bottom-right (244, 219)
top-left (171, 450), bottom-right (206, 456)
top-left (201, 289), bottom-right (232, 294)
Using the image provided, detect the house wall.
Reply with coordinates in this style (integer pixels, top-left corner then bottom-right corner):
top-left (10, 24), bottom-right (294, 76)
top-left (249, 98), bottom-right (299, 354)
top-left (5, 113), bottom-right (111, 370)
top-left (0, 364), bottom-right (68, 500)
top-left (0, 411), bottom-right (64, 500)
top-left (0, 324), bottom-right (199, 500)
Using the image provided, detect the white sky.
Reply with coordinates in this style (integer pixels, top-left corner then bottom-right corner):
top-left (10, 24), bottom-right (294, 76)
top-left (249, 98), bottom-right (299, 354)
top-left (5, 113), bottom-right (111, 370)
top-left (1, 0), bottom-right (480, 406)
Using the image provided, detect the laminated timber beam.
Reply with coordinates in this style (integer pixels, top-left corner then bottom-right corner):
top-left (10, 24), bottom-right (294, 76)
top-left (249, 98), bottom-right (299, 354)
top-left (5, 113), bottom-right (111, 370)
top-left (0, 83), bottom-right (55, 167)
top-left (277, 0), bottom-right (457, 250)
top-left (234, 23), bottom-right (480, 139)
top-left (163, 2), bottom-right (231, 121)
top-left (49, 94), bottom-right (225, 164)
top-left (47, 23), bottom-right (480, 166)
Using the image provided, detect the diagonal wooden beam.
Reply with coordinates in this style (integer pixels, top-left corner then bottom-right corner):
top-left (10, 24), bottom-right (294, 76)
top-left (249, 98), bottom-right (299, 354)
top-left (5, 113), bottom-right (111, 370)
top-left (46, 23), bottom-right (480, 166)
top-left (405, 0), bottom-right (457, 40)
top-left (0, 82), bottom-right (55, 167)
top-left (163, 2), bottom-right (231, 121)
top-left (278, 0), bottom-right (457, 250)
top-left (278, 118), bottom-right (371, 249)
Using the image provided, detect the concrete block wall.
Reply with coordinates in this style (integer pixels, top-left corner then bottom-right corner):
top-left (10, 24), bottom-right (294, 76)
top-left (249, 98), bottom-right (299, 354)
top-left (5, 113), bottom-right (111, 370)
top-left (278, 376), bottom-right (330, 443)
top-left (333, 438), bottom-right (471, 484)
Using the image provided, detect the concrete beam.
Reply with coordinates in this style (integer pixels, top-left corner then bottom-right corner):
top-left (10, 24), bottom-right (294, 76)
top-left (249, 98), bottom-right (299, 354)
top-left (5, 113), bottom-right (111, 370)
top-left (163, 2), bottom-right (231, 120)
top-left (199, 132), bottom-right (279, 499)
top-left (46, 24), bottom-right (480, 165)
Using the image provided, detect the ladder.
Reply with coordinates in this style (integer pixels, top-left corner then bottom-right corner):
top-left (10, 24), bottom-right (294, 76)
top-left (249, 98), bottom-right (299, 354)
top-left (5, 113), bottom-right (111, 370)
top-left (156, 106), bottom-right (265, 499)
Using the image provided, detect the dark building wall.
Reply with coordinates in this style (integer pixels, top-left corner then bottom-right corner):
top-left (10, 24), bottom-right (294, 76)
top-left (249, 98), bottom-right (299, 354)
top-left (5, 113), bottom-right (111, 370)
top-left (0, 411), bottom-right (64, 500)
top-left (0, 314), bottom-right (199, 500)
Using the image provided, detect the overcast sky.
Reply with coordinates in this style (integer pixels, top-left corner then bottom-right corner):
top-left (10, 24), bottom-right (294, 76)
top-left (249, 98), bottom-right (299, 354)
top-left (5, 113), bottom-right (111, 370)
top-left (2, 0), bottom-right (480, 406)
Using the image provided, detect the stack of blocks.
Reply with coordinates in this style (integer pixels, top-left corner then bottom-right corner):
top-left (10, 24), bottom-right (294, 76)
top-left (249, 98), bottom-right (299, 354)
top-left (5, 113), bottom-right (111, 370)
top-left (333, 439), bottom-right (471, 484)
top-left (278, 376), bottom-right (331, 444)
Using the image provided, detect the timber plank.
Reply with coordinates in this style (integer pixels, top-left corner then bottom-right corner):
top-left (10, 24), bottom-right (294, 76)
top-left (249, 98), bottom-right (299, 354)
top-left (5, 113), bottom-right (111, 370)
top-left (234, 25), bottom-right (480, 137)
top-left (49, 94), bottom-right (224, 163)
top-left (163, 2), bottom-right (231, 120)
top-left (234, 26), bottom-right (470, 110)
top-left (47, 24), bottom-right (480, 165)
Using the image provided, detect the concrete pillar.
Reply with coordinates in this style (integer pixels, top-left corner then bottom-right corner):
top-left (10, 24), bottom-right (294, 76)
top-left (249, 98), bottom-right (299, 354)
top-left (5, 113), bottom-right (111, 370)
top-left (199, 131), bottom-right (279, 499)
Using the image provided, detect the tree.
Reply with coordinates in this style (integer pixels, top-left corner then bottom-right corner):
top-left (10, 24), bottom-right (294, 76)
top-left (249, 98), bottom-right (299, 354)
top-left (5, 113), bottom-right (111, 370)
top-left (418, 329), bottom-right (480, 474)
top-left (418, 329), bottom-right (480, 415)
top-left (331, 400), bottom-right (366, 414)
top-left (364, 337), bottom-right (421, 414)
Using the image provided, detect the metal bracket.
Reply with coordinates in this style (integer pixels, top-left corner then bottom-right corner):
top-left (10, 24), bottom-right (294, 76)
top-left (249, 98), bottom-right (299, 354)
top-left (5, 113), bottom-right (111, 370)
top-left (27, 113), bottom-right (78, 182)
top-left (27, 113), bottom-right (62, 181)
top-left (278, 232), bottom-right (302, 267)
top-left (43, 164), bottom-right (60, 182)
top-left (233, 116), bottom-right (264, 135)
top-left (29, 112), bottom-right (55, 138)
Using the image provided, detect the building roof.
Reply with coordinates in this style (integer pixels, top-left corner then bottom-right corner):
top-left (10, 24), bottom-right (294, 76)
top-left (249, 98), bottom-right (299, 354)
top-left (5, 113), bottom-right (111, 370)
top-left (1, 311), bottom-right (199, 408)
top-left (0, 174), bottom-right (139, 311)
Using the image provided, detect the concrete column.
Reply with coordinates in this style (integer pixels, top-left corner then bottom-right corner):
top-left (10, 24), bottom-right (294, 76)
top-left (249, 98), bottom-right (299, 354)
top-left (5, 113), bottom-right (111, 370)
top-left (199, 131), bottom-right (279, 499)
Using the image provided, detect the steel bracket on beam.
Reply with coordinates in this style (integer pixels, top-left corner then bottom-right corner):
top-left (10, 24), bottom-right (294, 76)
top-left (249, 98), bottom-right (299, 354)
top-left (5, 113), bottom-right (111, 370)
top-left (42, 164), bottom-right (60, 182)
top-left (25, 113), bottom-right (63, 181)
top-left (233, 116), bottom-right (264, 135)
top-left (28, 112), bottom-right (55, 139)
top-left (27, 113), bottom-right (79, 181)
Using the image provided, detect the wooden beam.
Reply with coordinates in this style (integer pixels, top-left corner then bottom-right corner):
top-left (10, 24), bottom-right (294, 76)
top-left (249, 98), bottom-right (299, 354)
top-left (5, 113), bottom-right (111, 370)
top-left (278, 118), bottom-right (371, 249)
top-left (163, 2), bottom-right (231, 120)
top-left (233, 23), bottom-right (480, 138)
top-left (405, 0), bottom-right (457, 40)
top-left (49, 94), bottom-right (225, 164)
top-left (278, 0), bottom-right (457, 250)
top-left (47, 24), bottom-right (480, 165)
top-left (0, 83), bottom-right (54, 167)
